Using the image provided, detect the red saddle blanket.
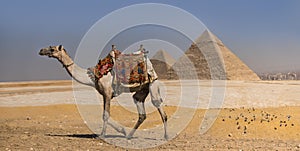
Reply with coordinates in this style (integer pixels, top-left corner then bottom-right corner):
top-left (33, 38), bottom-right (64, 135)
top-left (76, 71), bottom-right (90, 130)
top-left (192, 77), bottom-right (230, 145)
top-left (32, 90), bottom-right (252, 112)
top-left (114, 53), bottom-right (148, 84)
top-left (94, 55), bottom-right (114, 79)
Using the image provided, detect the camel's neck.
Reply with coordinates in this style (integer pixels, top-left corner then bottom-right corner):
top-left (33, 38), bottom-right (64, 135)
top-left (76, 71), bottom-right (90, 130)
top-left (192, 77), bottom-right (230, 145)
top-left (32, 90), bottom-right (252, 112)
top-left (58, 51), bottom-right (74, 68)
top-left (58, 50), bottom-right (95, 87)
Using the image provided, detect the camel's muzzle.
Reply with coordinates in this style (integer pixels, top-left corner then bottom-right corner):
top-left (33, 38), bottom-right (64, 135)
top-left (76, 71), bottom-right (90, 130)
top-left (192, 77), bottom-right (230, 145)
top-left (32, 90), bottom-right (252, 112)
top-left (39, 49), bottom-right (50, 56)
top-left (38, 50), bottom-right (43, 55)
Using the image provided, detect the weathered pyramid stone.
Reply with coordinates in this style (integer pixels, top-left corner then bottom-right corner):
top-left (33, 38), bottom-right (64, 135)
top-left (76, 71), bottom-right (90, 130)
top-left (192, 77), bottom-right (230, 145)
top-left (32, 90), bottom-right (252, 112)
top-left (151, 49), bottom-right (176, 66)
top-left (151, 50), bottom-right (176, 79)
top-left (169, 43), bottom-right (211, 80)
top-left (169, 30), bottom-right (260, 80)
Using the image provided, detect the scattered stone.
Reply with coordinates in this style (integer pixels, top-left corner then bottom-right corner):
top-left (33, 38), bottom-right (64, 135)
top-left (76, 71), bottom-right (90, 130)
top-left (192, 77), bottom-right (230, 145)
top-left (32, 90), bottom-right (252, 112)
top-left (287, 115), bottom-right (291, 121)
top-left (274, 127), bottom-right (277, 130)
top-left (222, 119), bottom-right (225, 122)
top-left (291, 123), bottom-right (294, 126)
top-left (229, 116), bottom-right (231, 118)
top-left (26, 117), bottom-right (31, 120)
top-left (228, 133), bottom-right (232, 137)
top-left (278, 143), bottom-right (287, 147)
top-left (237, 126), bottom-right (241, 129)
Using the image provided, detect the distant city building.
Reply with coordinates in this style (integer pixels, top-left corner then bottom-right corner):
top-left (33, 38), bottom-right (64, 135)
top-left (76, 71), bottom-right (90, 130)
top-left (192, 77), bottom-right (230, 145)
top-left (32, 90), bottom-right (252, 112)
top-left (258, 72), bottom-right (298, 80)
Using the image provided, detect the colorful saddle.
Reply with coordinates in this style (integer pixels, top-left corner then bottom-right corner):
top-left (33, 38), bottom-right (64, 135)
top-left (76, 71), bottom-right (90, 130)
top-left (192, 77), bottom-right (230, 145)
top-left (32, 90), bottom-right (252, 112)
top-left (94, 55), bottom-right (114, 79)
top-left (90, 52), bottom-right (149, 88)
top-left (114, 53), bottom-right (148, 86)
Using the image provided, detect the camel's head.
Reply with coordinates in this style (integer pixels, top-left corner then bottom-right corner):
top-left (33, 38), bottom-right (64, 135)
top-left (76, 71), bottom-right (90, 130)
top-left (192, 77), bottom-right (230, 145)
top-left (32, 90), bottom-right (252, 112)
top-left (39, 45), bottom-right (65, 59)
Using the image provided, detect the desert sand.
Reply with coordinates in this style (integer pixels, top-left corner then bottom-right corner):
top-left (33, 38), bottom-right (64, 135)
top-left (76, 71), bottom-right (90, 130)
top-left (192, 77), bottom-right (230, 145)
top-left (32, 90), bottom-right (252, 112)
top-left (1, 80), bottom-right (300, 150)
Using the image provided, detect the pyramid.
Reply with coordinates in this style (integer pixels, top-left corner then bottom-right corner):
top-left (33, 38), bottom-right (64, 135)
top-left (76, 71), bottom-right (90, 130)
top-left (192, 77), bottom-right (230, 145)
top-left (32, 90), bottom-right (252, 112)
top-left (169, 30), bottom-right (260, 80)
top-left (169, 43), bottom-right (211, 80)
top-left (150, 50), bottom-right (176, 79)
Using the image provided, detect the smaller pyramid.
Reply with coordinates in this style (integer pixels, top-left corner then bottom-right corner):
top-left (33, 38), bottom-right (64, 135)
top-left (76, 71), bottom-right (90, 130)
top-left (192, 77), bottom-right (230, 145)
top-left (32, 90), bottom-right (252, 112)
top-left (151, 50), bottom-right (176, 79)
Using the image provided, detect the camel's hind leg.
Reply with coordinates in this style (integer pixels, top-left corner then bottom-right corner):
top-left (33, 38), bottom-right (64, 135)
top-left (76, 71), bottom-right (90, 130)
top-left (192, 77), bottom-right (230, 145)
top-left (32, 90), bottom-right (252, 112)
top-left (127, 86), bottom-right (149, 139)
top-left (149, 80), bottom-right (169, 140)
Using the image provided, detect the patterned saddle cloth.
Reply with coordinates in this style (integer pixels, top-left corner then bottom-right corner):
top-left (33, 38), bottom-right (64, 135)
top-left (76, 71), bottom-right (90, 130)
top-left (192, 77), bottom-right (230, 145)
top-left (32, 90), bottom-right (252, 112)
top-left (114, 53), bottom-right (149, 87)
top-left (93, 55), bottom-right (114, 79)
top-left (90, 52), bottom-right (149, 88)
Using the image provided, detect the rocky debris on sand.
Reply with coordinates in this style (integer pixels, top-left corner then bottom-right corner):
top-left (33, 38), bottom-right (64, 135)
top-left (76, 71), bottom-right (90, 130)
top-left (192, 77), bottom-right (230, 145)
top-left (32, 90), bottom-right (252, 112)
top-left (222, 107), bottom-right (296, 135)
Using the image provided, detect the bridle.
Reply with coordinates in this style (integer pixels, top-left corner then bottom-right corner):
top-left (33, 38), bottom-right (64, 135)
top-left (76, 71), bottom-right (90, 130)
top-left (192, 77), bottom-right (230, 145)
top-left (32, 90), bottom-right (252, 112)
top-left (63, 62), bottom-right (74, 68)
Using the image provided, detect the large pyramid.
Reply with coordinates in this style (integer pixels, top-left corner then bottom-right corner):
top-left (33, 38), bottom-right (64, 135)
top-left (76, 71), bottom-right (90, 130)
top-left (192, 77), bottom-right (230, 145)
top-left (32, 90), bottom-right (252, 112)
top-left (151, 50), bottom-right (176, 79)
top-left (169, 30), bottom-right (260, 80)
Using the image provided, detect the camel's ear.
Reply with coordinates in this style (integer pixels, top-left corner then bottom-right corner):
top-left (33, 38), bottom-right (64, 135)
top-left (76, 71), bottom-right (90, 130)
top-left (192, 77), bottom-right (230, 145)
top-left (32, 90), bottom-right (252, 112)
top-left (58, 45), bottom-right (64, 51)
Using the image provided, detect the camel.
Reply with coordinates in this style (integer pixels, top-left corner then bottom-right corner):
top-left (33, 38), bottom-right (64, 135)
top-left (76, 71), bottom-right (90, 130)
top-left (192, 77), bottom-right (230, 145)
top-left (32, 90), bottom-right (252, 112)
top-left (39, 45), bottom-right (168, 140)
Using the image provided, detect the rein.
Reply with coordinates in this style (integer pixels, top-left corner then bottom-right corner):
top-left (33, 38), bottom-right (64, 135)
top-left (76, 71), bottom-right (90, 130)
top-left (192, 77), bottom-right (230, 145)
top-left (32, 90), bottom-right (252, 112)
top-left (63, 62), bottom-right (74, 68)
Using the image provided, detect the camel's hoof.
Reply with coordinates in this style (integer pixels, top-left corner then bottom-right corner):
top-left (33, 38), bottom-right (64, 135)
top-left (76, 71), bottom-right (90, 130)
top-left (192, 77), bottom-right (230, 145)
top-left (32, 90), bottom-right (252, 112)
top-left (120, 128), bottom-right (126, 136)
top-left (97, 132), bottom-right (105, 139)
top-left (97, 135), bottom-right (105, 140)
top-left (126, 135), bottom-right (133, 140)
top-left (164, 134), bottom-right (169, 140)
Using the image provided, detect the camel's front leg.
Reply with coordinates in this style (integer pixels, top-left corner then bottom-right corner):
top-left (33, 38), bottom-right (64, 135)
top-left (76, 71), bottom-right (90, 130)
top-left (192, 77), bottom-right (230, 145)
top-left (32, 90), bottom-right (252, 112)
top-left (99, 95), bottom-right (126, 138)
top-left (127, 100), bottom-right (146, 139)
top-left (100, 96), bottom-right (110, 137)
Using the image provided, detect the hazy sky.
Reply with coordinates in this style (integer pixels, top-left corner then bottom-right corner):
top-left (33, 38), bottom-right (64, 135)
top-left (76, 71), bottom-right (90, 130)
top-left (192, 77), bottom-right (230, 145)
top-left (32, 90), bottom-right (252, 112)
top-left (1, 0), bottom-right (299, 82)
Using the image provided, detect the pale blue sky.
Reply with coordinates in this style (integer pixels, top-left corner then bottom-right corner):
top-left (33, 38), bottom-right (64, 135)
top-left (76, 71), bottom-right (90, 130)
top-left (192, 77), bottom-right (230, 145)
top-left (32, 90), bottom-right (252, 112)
top-left (0, 0), bottom-right (299, 81)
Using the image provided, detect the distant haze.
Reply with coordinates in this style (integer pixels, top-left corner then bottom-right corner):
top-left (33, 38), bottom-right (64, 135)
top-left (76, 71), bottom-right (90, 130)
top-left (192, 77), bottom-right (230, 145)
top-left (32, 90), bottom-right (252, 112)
top-left (1, 1), bottom-right (300, 82)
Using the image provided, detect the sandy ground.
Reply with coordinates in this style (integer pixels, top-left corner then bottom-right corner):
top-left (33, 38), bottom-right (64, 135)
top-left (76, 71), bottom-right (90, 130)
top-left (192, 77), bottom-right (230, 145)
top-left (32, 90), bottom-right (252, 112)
top-left (1, 105), bottom-right (300, 150)
top-left (1, 80), bottom-right (300, 150)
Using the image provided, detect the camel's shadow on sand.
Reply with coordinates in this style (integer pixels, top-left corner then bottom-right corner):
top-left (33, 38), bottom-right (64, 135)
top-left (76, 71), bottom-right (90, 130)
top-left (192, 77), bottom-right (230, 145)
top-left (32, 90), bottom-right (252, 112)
top-left (45, 133), bottom-right (138, 140)
top-left (45, 133), bottom-right (160, 141)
